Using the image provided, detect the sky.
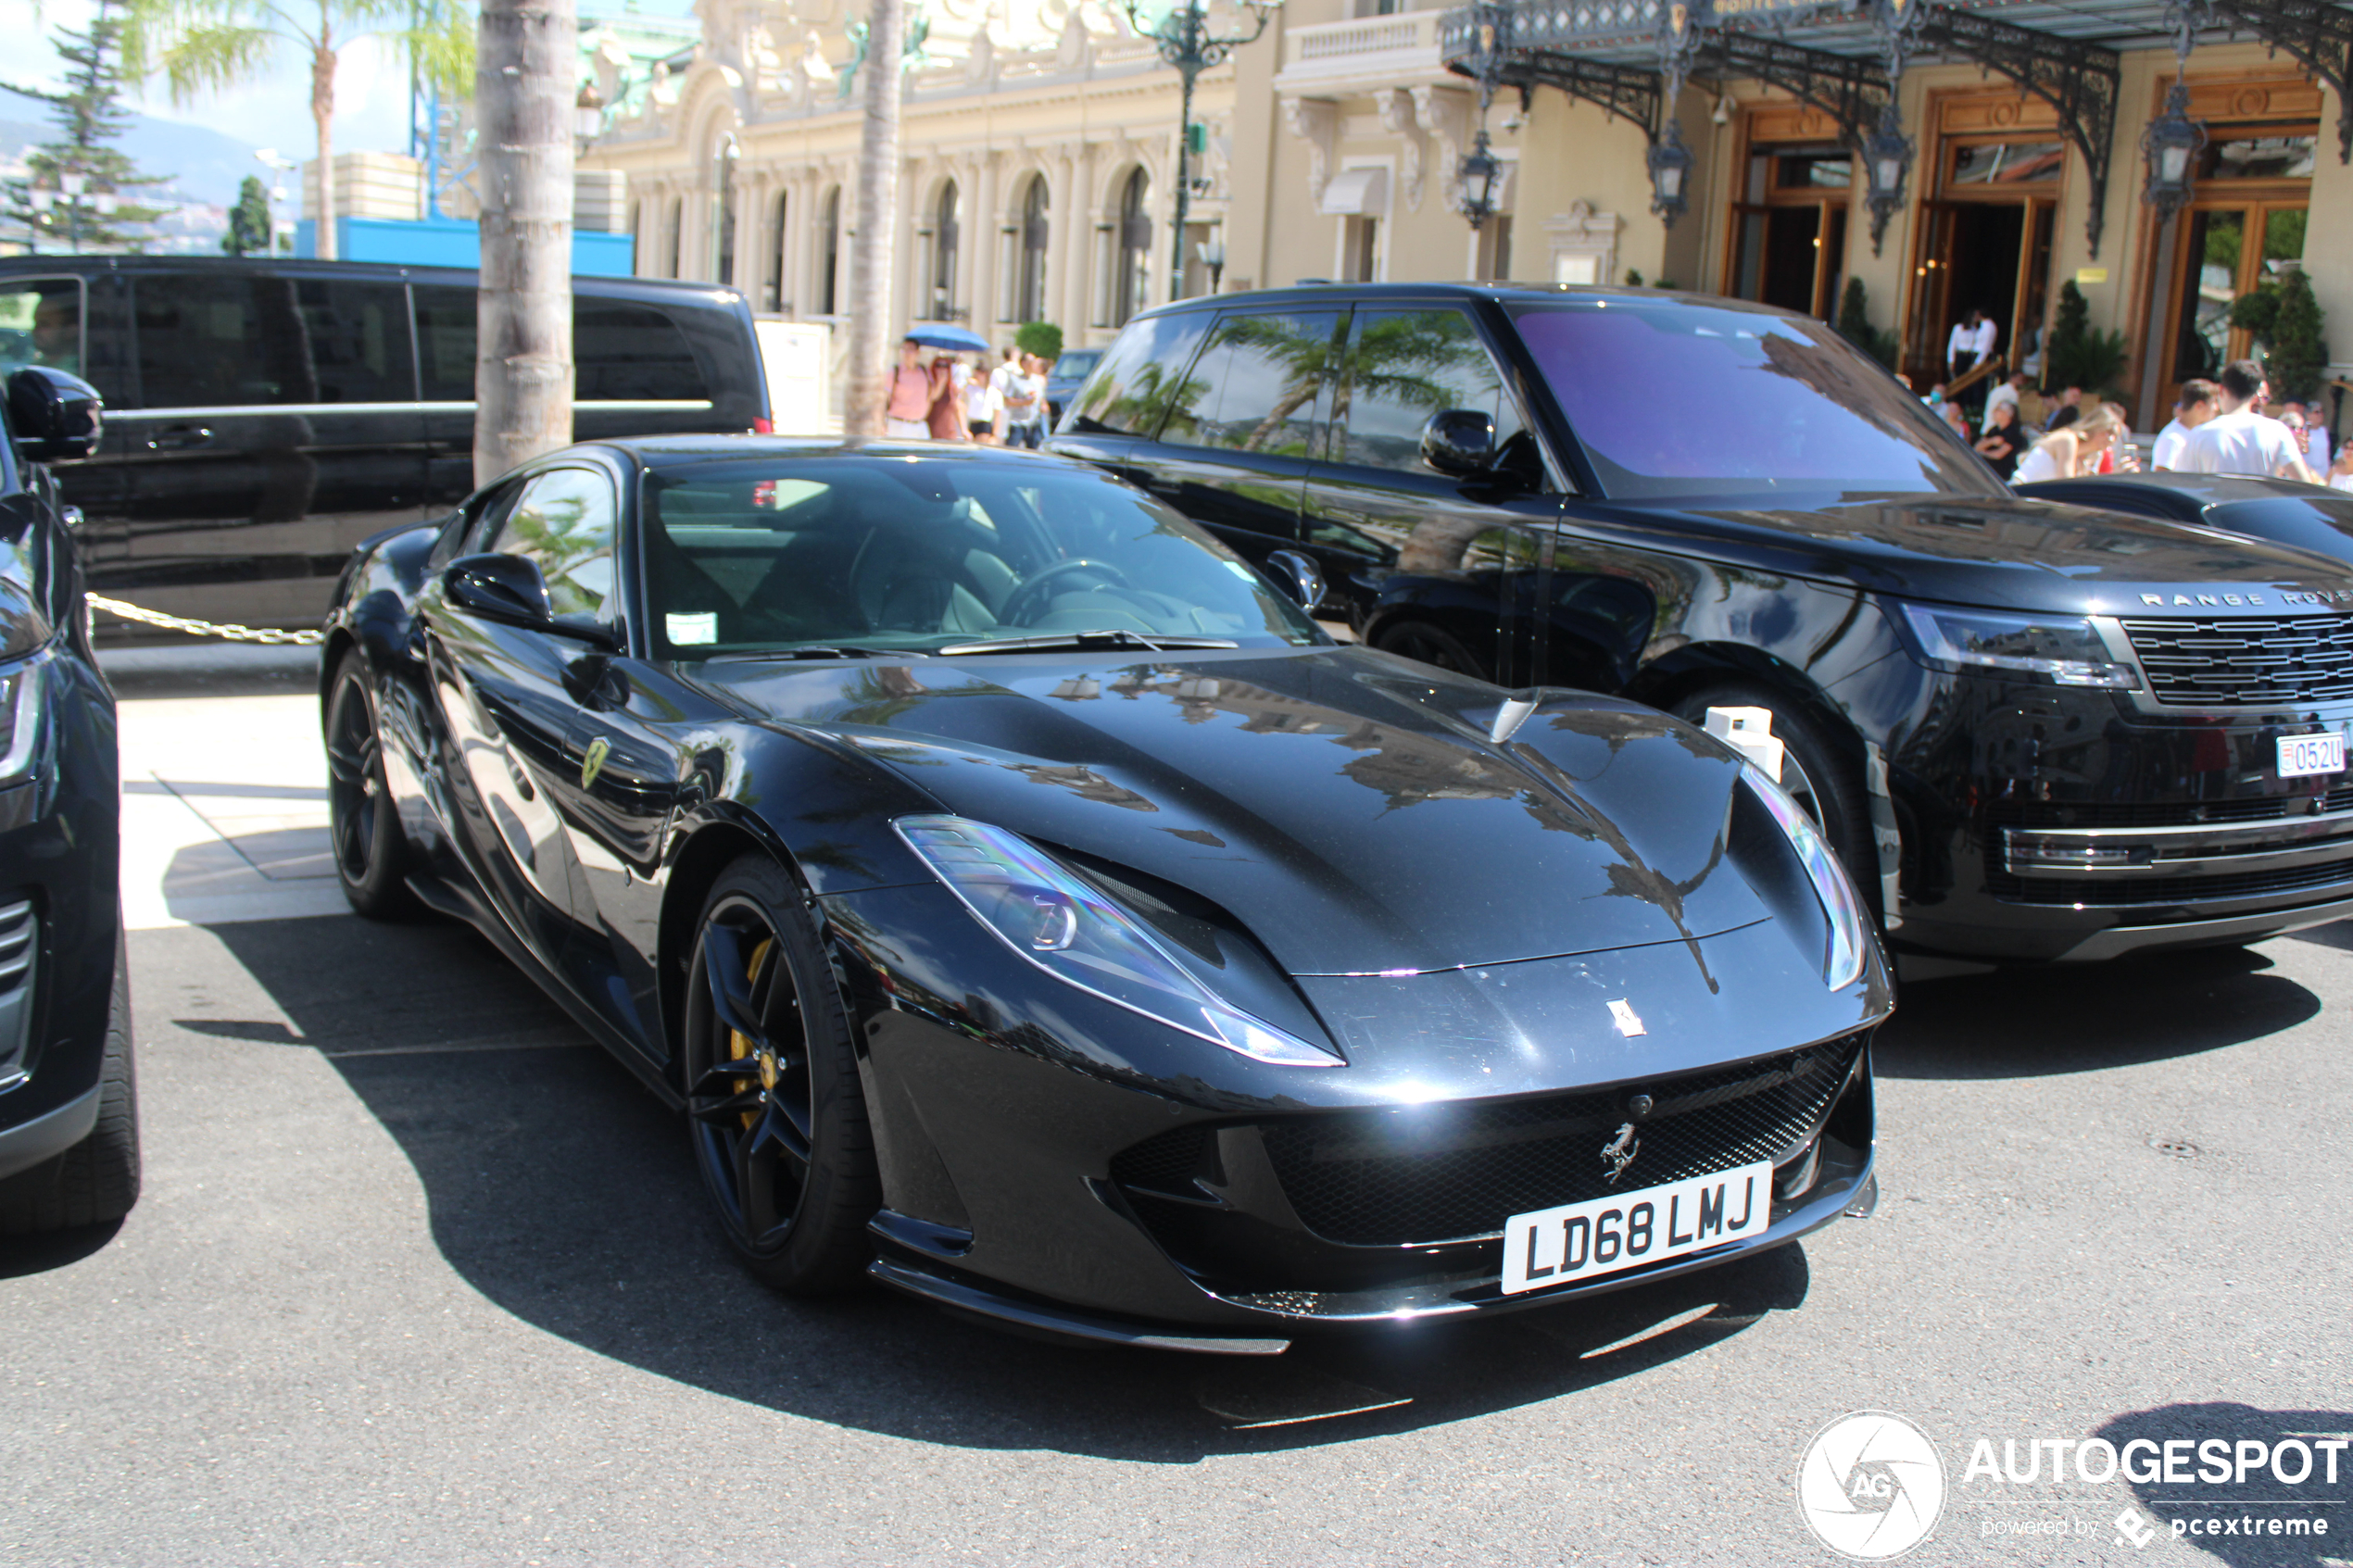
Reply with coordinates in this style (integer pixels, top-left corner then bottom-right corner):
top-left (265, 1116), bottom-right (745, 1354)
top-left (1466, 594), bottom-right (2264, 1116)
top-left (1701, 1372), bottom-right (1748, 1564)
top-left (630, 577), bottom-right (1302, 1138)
top-left (19, 0), bottom-right (700, 172)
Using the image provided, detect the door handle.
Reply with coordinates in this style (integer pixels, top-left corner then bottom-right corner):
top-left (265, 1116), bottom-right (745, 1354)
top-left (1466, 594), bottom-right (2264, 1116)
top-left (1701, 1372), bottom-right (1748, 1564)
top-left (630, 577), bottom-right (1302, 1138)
top-left (145, 426), bottom-right (214, 451)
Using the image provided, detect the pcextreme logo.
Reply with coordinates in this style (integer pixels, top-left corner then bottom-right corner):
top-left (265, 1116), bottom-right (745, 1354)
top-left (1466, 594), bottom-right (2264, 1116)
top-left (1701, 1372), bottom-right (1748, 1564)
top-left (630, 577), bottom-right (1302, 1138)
top-left (1796, 1411), bottom-right (1947, 1560)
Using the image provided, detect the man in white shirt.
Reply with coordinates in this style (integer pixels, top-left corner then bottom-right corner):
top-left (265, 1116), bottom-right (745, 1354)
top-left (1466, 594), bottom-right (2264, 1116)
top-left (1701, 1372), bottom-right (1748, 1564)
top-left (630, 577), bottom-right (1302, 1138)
top-left (2150, 379), bottom-right (2218, 470)
top-left (1982, 371), bottom-right (2029, 433)
top-left (1946, 309), bottom-right (1997, 381)
top-left (2178, 360), bottom-right (2319, 482)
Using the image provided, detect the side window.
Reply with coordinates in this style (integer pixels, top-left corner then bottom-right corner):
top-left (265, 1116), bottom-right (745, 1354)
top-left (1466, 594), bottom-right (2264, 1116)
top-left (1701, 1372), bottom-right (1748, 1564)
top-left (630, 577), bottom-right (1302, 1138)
top-left (134, 274), bottom-right (412, 408)
top-left (0, 279), bottom-right (83, 378)
top-left (412, 284), bottom-right (476, 403)
top-left (576, 303), bottom-right (709, 402)
top-left (490, 468), bottom-right (620, 624)
top-left (1336, 307), bottom-right (1525, 473)
top-left (1159, 311), bottom-right (1340, 458)
top-left (1065, 311), bottom-right (1213, 436)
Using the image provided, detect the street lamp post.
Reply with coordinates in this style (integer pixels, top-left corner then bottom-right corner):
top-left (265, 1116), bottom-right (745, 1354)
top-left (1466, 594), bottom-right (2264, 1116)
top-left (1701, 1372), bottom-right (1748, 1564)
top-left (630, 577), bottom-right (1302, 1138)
top-left (1118, 0), bottom-right (1281, 302)
top-left (1197, 235), bottom-right (1226, 294)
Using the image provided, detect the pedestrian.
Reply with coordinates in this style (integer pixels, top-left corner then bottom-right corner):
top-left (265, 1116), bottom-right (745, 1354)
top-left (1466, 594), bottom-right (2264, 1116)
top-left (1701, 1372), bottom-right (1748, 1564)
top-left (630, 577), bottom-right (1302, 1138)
top-left (2150, 379), bottom-right (2218, 470)
top-left (2011, 407), bottom-right (2120, 484)
top-left (925, 352), bottom-right (968, 442)
top-left (1982, 370), bottom-right (2030, 433)
top-left (1946, 307), bottom-right (1996, 383)
top-left (2283, 400), bottom-right (2334, 471)
top-left (2177, 359), bottom-right (2318, 481)
top-left (2331, 446), bottom-right (2353, 493)
top-left (1000, 351), bottom-right (1050, 449)
top-left (963, 360), bottom-right (1004, 444)
top-left (883, 337), bottom-right (936, 438)
top-left (2098, 402), bottom-right (2140, 472)
top-left (1940, 401), bottom-right (1971, 441)
top-left (1974, 401), bottom-right (2022, 480)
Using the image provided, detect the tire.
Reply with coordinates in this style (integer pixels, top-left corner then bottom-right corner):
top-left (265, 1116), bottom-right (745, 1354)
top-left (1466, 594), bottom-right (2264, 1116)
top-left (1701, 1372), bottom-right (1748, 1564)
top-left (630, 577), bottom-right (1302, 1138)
top-left (0, 927), bottom-right (139, 1233)
top-left (324, 650), bottom-right (420, 921)
top-left (1371, 620), bottom-right (1491, 683)
top-left (682, 856), bottom-right (880, 1294)
top-left (1671, 683), bottom-right (1874, 883)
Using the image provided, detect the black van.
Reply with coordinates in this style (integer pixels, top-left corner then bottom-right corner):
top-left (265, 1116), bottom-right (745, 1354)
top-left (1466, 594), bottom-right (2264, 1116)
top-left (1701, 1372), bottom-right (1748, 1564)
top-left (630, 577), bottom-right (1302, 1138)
top-left (0, 257), bottom-right (768, 633)
top-left (1051, 282), bottom-right (2353, 967)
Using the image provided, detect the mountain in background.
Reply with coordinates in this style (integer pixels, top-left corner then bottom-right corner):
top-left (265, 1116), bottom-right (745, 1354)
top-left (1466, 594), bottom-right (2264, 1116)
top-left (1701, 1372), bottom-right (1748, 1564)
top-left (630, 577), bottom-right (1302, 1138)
top-left (1, 84), bottom-right (265, 208)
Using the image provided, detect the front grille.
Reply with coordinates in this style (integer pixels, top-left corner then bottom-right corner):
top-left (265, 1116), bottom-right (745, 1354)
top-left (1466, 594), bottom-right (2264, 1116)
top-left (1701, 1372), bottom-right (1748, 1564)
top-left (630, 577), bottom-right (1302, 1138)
top-left (2120, 616), bottom-right (2353, 708)
top-left (1987, 859), bottom-right (2353, 907)
top-left (1113, 1040), bottom-right (1858, 1248)
top-left (1988, 787), bottom-right (2353, 832)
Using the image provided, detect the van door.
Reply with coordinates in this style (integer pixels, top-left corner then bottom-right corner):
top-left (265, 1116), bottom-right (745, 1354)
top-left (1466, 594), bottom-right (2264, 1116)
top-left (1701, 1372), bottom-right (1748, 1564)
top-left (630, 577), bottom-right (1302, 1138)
top-left (1126, 308), bottom-right (1341, 577)
top-left (1303, 304), bottom-right (1564, 677)
top-left (115, 270), bottom-right (428, 630)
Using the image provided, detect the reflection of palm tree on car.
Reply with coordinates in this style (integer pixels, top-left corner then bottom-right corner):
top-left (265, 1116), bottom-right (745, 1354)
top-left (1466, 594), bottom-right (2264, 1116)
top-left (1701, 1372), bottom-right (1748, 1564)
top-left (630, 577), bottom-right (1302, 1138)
top-left (507, 495), bottom-right (609, 618)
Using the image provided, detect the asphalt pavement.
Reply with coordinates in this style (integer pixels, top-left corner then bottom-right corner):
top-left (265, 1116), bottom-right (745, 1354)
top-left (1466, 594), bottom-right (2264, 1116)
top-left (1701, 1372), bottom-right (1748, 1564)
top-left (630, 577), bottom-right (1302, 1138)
top-left (4, 646), bottom-right (2347, 1568)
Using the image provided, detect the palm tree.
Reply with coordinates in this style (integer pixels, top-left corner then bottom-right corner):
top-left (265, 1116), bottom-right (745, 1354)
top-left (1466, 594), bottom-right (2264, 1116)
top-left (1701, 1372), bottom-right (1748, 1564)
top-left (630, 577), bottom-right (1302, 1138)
top-left (843, 0), bottom-right (905, 436)
top-left (122, 0), bottom-right (472, 261)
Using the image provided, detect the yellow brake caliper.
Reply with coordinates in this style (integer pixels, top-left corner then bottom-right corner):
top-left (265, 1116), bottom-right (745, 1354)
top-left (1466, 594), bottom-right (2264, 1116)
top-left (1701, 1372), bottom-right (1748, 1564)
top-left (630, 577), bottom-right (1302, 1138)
top-left (731, 936), bottom-right (777, 1130)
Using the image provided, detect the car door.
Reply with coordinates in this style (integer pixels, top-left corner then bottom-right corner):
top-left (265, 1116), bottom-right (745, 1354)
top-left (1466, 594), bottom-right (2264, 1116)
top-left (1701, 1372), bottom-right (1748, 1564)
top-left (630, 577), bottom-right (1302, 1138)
top-left (0, 273), bottom-right (127, 582)
top-left (1305, 304), bottom-right (1566, 681)
top-left (117, 270), bottom-right (429, 630)
top-left (1127, 308), bottom-right (1342, 577)
top-left (419, 464), bottom-right (619, 983)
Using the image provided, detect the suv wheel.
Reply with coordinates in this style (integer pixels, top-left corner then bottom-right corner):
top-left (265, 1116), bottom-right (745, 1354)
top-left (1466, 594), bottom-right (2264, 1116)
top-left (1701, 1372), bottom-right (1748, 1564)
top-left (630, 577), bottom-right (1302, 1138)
top-left (1672, 684), bottom-right (1873, 884)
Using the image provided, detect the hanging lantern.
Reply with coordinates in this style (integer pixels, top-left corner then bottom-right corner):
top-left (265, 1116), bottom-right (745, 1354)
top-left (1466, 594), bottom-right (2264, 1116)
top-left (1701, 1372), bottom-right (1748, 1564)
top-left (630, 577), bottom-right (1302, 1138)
top-left (1862, 106), bottom-right (1913, 256)
top-left (1647, 123), bottom-right (1694, 225)
top-left (1459, 130), bottom-right (1504, 230)
top-left (2142, 82), bottom-right (2207, 223)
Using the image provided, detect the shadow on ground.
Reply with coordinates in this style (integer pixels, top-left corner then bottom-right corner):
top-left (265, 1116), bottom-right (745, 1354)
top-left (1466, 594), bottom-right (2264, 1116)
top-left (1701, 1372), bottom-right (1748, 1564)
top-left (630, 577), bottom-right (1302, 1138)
top-left (1877, 943), bottom-right (2320, 1079)
top-left (2095, 1402), bottom-right (2353, 1567)
top-left (180, 913), bottom-right (1809, 1461)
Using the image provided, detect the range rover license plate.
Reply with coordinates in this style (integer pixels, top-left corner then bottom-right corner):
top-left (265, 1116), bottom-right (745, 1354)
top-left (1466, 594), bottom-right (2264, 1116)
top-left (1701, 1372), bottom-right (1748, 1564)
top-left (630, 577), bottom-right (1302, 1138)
top-left (1501, 1160), bottom-right (1775, 1295)
top-left (2278, 733), bottom-right (2347, 779)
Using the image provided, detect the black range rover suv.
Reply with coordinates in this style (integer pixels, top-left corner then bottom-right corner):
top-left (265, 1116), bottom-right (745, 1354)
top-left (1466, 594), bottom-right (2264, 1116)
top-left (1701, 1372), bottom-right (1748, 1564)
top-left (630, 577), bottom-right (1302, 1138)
top-left (1051, 282), bottom-right (2353, 966)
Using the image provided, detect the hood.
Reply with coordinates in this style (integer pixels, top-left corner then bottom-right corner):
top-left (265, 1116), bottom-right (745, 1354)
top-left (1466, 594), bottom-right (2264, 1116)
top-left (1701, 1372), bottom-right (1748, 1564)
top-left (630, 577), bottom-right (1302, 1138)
top-left (712, 646), bottom-right (1780, 978)
top-left (1565, 492), bottom-right (2353, 615)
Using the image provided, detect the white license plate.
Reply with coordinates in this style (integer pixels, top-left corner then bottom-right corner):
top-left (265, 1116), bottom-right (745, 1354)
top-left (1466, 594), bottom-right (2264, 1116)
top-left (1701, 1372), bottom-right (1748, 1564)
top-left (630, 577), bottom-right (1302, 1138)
top-left (1502, 1160), bottom-right (1775, 1295)
top-left (2278, 732), bottom-right (2347, 779)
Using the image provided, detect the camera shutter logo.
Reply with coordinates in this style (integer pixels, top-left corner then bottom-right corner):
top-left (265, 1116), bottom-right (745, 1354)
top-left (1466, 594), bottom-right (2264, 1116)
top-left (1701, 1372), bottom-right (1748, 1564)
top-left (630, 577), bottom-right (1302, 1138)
top-left (1796, 1411), bottom-right (1946, 1560)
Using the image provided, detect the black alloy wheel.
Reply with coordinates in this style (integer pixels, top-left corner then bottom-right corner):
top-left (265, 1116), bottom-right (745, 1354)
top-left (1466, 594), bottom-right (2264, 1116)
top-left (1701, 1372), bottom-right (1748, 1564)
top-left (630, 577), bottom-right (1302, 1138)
top-left (1671, 683), bottom-right (1874, 888)
top-left (324, 651), bottom-right (418, 920)
top-left (1372, 620), bottom-right (1490, 683)
top-left (682, 856), bottom-right (878, 1294)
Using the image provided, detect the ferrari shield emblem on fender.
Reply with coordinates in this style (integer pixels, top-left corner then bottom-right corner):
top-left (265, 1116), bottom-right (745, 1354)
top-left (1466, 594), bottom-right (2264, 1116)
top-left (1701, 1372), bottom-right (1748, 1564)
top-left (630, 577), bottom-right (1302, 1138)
top-left (581, 736), bottom-right (611, 791)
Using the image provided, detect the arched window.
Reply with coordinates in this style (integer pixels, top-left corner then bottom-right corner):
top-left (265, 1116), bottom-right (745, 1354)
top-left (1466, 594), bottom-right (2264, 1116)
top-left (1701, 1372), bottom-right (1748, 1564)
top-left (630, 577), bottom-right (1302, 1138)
top-left (1114, 168), bottom-right (1151, 327)
top-left (766, 188), bottom-right (787, 313)
top-left (930, 181), bottom-right (961, 320)
top-left (711, 136), bottom-right (739, 286)
top-left (819, 187), bottom-right (840, 315)
top-left (1018, 174), bottom-right (1050, 324)
top-left (667, 197), bottom-right (684, 278)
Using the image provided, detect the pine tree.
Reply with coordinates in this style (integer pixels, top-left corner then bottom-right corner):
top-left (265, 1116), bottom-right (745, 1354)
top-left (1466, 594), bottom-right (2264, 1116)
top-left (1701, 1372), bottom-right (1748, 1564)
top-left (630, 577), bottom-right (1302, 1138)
top-left (3, 1), bottom-right (168, 252)
top-left (2266, 268), bottom-right (2329, 404)
top-left (222, 174), bottom-right (271, 256)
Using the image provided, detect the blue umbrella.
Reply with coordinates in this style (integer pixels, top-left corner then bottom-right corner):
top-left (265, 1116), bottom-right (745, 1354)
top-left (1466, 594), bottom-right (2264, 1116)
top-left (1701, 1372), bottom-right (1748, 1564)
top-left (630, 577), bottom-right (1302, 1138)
top-left (906, 323), bottom-right (992, 353)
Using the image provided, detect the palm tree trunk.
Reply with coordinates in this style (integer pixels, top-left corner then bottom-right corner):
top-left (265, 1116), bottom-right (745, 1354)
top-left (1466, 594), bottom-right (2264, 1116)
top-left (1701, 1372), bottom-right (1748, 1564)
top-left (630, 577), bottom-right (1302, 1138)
top-left (310, 35), bottom-right (337, 260)
top-left (844, 0), bottom-right (904, 437)
top-left (474, 0), bottom-right (578, 485)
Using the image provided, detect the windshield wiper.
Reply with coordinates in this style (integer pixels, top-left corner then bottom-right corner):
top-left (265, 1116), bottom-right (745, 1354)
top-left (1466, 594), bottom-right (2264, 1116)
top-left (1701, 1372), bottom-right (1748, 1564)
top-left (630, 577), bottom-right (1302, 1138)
top-left (934, 630), bottom-right (1240, 656)
top-left (707, 645), bottom-right (930, 662)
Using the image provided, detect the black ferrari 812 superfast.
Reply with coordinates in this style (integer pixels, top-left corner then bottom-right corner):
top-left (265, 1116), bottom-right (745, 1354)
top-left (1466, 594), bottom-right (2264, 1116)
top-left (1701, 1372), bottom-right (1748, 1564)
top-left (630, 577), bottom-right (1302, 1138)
top-left (321, 438), bottom-right (1889, 1353)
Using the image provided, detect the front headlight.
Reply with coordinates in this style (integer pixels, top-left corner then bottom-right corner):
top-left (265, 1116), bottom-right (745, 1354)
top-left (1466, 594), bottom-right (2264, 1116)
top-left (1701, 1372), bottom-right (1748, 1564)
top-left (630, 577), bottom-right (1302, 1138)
top-left (0, 659), bottom-right (44, 784)
top-left (1897, 603), bottom-right (2139, 689)
top-left (896, 815), bottom-right (1345, 1067)
top-left (1742, 764), bottom-right (1872, 992)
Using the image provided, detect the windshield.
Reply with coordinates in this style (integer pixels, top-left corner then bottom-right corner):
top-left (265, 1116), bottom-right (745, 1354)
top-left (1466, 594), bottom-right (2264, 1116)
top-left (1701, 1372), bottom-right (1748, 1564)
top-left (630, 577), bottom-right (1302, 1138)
top-left (1051, 350), bottom-right (1101, 381)
top-left (641, 457), bottom-right (1320, 659)
top-left (1511, 300), bottom-right (2006, 503)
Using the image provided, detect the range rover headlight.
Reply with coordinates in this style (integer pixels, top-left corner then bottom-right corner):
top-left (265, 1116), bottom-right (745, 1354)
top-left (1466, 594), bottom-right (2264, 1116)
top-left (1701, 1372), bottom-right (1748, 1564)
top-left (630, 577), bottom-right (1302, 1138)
top-left (1897, 603), bottom-right (2139, 689)
top-left (1742, 764), bottom-right (1872, 992)
top-left (896, 815), bottom-right (1344, 1067)
top-left (0, 659), bottom-right (44, 784)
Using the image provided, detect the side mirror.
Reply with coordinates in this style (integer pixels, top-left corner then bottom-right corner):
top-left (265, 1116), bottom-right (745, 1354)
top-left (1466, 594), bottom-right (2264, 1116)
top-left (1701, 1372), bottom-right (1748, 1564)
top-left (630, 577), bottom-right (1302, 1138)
top-left (444, 552), bottom-right (555, 625)
top-left (1265, 548), bottom-right (1327, 613)
top-left (6, 366), bottom-right (103, 462)
top-left (1421, 409), bottom-right (1498, 479)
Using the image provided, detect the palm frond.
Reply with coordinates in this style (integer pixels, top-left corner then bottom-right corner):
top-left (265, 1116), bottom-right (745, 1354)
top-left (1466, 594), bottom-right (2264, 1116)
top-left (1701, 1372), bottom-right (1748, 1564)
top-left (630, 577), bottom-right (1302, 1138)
top-left (391, 8), bottom-right (475, 98)
top-left (154, 21), bottom-right (282, 103)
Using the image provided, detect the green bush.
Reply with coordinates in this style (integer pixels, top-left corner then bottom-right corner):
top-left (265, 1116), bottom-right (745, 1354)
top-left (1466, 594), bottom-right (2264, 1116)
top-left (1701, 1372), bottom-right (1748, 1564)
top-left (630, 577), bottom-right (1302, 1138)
top-left (1835, 278), bottom-right (1903, 370)
top-left (1014, 320), bottom-right (1064, 362)
top-left (2044, 280), bottom-right (2131, 396)
top-left (2266, 270), bottom-right (2328, 403)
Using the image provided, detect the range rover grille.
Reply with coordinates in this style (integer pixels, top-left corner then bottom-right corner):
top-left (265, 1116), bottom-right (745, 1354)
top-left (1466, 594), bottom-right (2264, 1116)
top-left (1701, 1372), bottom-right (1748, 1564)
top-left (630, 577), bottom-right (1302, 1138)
top-left (2120, 616), bottom-right (2353, 708)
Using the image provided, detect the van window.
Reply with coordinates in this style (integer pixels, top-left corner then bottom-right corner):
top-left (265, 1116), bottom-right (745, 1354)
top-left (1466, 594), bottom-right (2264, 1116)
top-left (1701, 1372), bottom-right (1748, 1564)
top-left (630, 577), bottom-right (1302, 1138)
top-left (412, 287), bottom-right (711, 404)
top-left (1159, 311), bottom-right (1339, 458)
top-left (0, 279), bottom-right (83, 378)
top-left (1064, 311), bottom-right (1212, 436)
top-left (1336, 308), bottom-right (1525, 472)
top-left (134, 274), bottom-right (413, 408)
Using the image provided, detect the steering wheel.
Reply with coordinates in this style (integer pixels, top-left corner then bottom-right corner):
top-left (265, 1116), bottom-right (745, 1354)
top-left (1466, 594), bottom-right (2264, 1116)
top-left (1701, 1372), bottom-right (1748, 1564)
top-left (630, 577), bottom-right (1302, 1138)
top-left (999, 558), bottom-right (1134, 626)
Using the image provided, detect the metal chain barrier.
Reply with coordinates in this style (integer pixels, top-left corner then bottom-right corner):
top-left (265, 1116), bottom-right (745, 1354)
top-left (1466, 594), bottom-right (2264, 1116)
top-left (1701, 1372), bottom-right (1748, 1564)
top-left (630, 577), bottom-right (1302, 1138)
top-left (85, 594), bottom-right (326, 646)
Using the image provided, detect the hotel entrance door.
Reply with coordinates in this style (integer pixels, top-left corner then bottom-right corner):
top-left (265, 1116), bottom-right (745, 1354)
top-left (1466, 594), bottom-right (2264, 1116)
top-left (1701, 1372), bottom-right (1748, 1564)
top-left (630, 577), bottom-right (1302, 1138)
top-left (1904, 97), bottom-right (2063, 395)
